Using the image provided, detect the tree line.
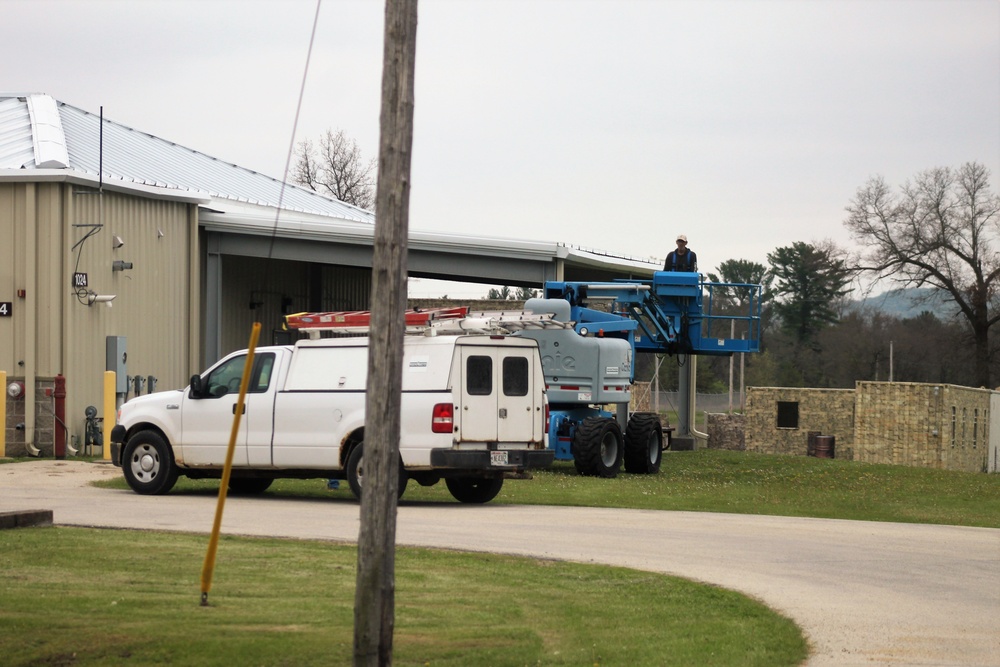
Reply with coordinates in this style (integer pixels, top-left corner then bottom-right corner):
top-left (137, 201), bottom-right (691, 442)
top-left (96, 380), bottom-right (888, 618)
top-left (694, 162), bottom-right (1000, 391)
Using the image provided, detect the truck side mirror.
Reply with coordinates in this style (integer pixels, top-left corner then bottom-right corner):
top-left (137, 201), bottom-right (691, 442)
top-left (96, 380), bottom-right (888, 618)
top-left (189, 374), bottom-right (204, 399)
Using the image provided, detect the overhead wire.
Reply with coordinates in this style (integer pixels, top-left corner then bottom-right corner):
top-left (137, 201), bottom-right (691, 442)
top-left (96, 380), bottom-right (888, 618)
top-left (264, 0), bottom-right (323, 284)
top-left (201, 0), bottom-right (323, 608)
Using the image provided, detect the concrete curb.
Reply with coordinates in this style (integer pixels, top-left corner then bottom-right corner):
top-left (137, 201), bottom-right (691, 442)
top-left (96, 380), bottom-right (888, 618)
top-left (0, 509), bottom-right (54, 529)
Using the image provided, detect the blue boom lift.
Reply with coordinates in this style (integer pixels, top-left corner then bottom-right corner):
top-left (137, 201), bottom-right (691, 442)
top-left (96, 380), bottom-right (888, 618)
top-left (514, 270), bottom-right (761, 477)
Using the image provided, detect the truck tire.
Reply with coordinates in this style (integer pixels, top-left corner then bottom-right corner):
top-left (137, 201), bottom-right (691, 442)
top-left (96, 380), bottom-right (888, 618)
top-left (228, 478), bottom-right (273, 495)
top-left (445, 476), bottom-right (504, 504)
top-left (623, 412), bottom-right (663, 474)
top-left (346, 444), bottom-right (407, 501)
top-left (122, 431), bottom-right (179, 495)
top-left (571, 417), bottom-right (623, 478)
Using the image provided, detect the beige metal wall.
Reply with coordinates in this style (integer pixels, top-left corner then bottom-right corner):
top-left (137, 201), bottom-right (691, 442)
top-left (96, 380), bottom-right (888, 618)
top-left (1, 182), bottom-right (59, 454)
top-left (0, 184), bottom-right (18, 374)
top-left (219, 258), bottom-right (371, 355)
top-left (2, 181), bottom-right (199, 453)
top-left (321, 263), bottom-right (371, 312)
top-left (64, 187), bottom-right (199, 432)
top-left (220, 256), bottom-right (308, 353)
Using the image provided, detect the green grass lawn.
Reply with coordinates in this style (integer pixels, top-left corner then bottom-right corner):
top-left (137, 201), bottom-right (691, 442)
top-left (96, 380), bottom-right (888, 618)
top-left (8, 448), bottom-right (998, 665)
top-left (94, 449), bottom-right (1000, 528)
top-left (0, 527), bottom-right (807, 667)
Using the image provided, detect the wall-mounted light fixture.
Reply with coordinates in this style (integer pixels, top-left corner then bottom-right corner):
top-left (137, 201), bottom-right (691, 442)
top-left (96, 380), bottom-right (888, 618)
top-left (112, 260), bottom-right (133, 272)
top-left (112, 235), bottom-right (124, 249)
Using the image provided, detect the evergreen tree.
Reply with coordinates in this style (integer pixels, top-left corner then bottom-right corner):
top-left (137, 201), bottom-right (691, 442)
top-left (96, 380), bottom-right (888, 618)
top-left (767, 242), bottom-right (852, 349)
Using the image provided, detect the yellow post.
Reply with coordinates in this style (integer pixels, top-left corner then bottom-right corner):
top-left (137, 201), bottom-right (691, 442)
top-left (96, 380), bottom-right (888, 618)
top-left (200, 322), bottom-right (261, 606)
top-left (0, 370), bottom-right (6, 457)
top-left (103, 371), bottom-right (116, 461)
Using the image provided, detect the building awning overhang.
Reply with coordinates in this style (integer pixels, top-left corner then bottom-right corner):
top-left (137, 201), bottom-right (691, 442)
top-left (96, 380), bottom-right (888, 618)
top-left (199, 203), bottom-right (659, 286)
top-left (0, 168), bottom-right (212, 205)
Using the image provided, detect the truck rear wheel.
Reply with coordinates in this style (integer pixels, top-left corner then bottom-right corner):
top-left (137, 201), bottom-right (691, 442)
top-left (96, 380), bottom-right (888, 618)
top-left (623, 412), bottom-right (663, 474)
top-left (571, 417), bottom-right (623, 478)
top-left (445, 476), bottom-right (503, 503)
top-left (346, 444), bottom-right (407, 501)
top-left (122, 431), bottom-right (178, 495)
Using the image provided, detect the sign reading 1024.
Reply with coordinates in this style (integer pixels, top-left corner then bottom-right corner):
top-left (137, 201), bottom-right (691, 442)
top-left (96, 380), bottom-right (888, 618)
top-left (0, 302), bottom-right (11, 317)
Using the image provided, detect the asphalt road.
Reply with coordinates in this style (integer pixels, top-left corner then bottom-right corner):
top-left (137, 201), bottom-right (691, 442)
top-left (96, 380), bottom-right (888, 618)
top-left (2, 460), bottom-right (998, 666)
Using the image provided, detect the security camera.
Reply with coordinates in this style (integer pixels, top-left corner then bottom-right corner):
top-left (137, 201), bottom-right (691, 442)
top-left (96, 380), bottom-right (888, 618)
top-left (86, 293), bottom-right (116, 306)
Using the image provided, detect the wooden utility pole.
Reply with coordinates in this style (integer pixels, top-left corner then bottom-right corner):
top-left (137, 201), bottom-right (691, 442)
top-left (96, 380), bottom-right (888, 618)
top-left (353, 1), bottom-right (417, 665)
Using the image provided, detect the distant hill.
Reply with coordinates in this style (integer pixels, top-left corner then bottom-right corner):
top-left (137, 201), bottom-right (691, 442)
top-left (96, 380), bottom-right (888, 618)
top-left (849, 287), bottom-right (962, 320)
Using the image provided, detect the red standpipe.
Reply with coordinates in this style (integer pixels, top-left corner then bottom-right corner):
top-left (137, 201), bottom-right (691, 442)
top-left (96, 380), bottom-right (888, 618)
top-left (54, 374), bottom-right (67, 459)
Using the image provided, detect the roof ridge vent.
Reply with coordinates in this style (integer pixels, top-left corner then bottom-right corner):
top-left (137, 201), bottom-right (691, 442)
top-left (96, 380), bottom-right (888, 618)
top-left (26, 94), bottom-right (69, 169)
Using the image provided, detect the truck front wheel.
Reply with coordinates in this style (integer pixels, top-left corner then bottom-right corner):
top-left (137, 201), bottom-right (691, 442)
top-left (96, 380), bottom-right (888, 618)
top-left (346, 444), bottom-right (407, 501)
top-left (445, 476), bottom-right (503, 504)
top-left (122, 431), bottom-right (179, 495)
top-left (624, 412), bottom-right (663, 474)
top-left (571, 417), bottom-right (623, 478)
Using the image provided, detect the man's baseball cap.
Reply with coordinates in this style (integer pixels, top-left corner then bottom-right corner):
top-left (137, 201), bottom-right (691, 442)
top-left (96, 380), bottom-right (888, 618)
top-left (676, 234), bottom-right (687, 243)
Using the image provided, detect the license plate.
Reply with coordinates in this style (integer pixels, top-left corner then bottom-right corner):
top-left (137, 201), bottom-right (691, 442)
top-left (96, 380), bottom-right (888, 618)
top-left (490, 451), bottom-right (509, 466)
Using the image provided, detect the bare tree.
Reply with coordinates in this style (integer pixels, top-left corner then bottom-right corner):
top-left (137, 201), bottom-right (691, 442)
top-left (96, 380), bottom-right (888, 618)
top-left (354, 0), bottom-right (417, 665)
top-left (294, 129), bottom-right (377, 210)
top-left (845, 162), bottom-right (1000, 387)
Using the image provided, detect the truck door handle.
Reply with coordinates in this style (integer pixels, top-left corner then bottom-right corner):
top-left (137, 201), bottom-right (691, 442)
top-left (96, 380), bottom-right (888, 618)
top-left (232, 403), bottom-right (245, 415)
top-left (498, 408), bottom-right (508, 419)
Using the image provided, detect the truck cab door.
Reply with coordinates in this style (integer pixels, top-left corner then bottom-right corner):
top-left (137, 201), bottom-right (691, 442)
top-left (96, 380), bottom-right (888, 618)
top-left (459, 347), bottom-right (537, 443)
top-left (180, 352), bottom-right (276, 467)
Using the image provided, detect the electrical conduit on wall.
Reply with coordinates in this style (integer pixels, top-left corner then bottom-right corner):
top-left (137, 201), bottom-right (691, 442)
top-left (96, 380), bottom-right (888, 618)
top-left (24, 183), bottom-right (40, 456)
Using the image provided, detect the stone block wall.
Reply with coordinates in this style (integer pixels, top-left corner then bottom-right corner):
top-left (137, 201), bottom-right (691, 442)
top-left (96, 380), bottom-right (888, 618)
top-left (631, 381), bottom-right (651, 412)
top-left (745, 387), bottom-right (856, 459)
top-left (855, 382), bottom-right (989, 473)
top-left (706, 413), bottom-right (745, 450)
top-left (3, 377), bottom-right (56, 457)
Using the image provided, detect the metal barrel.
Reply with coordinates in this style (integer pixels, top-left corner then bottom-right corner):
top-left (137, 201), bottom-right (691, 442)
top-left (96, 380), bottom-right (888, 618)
top-left (814, 435), bottom-right (835, 459)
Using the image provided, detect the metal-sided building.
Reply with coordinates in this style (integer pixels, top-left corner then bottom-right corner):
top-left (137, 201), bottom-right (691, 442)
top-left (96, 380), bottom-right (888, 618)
top-left (1, 93), bottom-right (659, 457)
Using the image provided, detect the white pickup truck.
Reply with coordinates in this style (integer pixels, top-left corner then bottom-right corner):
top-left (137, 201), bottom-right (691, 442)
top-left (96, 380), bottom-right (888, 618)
top-left (109, 333), bottom-right (553, 503)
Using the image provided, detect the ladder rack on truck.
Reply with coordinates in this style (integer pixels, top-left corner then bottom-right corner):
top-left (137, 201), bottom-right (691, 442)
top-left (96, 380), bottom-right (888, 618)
top-left (285, 308), bottom-right (575, 338)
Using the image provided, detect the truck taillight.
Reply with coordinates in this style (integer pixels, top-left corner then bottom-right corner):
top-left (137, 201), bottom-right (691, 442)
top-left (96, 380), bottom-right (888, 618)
top-left (432, 403), bottom-right (454, 433)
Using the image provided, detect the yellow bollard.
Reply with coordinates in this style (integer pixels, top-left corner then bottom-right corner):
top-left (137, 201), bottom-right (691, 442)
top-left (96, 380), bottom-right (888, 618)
top-left (1, 370), bottom-right (6, 457)
top-left (103, 371), bottom-right (116, 461)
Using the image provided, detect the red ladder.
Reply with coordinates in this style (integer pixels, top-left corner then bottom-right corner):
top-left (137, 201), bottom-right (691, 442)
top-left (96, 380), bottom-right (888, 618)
top-left (284, 307), bottom-right (469, 331)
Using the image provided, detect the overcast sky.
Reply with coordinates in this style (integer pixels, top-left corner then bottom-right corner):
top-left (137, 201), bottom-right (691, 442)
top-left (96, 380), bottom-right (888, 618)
top-left (5, 0), bottom-right (999, 296)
